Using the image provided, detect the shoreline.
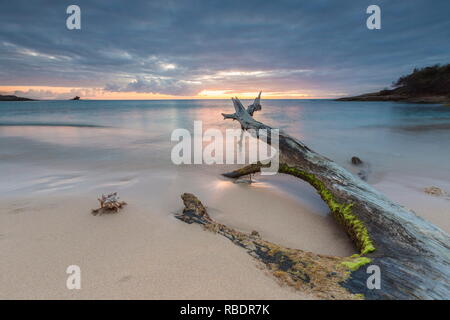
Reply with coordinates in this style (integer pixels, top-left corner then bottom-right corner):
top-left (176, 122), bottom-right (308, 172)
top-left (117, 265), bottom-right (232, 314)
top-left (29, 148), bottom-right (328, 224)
top-left (336, 92), bottom-right (450, 104)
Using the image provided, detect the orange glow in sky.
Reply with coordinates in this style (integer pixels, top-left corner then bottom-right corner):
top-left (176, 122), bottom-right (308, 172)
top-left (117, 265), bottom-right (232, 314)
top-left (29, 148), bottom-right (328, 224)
top-left (0, 85), bottom-right (321, 100)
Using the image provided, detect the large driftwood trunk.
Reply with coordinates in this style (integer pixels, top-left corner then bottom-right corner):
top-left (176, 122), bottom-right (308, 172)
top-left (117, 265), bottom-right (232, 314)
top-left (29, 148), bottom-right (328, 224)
top-left (218, 94), bottom-right (450, 299)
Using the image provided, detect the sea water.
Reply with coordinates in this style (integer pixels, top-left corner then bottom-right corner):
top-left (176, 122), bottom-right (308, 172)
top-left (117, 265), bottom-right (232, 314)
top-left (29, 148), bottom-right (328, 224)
top-left (0, 99), bottom-right (449, 196)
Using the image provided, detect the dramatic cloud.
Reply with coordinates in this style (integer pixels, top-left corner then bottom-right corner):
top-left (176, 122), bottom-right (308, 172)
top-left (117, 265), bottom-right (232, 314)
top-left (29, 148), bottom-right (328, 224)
top-left (0, 0), bottom-right (449, 98)
top-left (104, 77), bottom-right (201, 96)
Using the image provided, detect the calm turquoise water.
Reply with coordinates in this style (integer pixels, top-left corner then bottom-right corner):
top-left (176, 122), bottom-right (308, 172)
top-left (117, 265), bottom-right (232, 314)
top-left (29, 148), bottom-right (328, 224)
top-left (1, 99), bottom-right (449, 194)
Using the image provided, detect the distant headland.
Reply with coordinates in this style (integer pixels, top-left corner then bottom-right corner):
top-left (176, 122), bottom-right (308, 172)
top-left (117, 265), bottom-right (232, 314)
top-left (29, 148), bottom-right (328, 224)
top-left (337, 64), bottom-right (450, 104)
top-left (0, 95), bottom-right (81, 101)
top-left (0, 94), bottom-right (36, 101)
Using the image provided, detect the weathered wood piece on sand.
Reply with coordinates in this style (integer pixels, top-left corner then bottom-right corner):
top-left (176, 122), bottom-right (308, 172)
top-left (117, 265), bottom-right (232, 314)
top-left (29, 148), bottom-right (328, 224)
top-left (92, 192), bottom-right (127, 215)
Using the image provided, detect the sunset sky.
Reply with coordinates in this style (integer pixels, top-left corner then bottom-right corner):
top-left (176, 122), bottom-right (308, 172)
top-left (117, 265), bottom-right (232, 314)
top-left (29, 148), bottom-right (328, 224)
top-left (1, 0), bottom-right (449, 100)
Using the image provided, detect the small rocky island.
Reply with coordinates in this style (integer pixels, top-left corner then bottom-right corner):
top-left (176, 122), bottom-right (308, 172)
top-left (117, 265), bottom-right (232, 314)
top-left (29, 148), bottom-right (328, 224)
top-left (337, 64), bottom-right (450, 104)
top-left (0, 94), bottom-right (35, 101)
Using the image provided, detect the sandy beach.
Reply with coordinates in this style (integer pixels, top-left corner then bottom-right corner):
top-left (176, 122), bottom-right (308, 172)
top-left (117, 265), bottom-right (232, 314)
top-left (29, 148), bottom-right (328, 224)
top-left (0, 168), bottom-right (330, 300)
top-left (1, 165), bottom-right (448, 299)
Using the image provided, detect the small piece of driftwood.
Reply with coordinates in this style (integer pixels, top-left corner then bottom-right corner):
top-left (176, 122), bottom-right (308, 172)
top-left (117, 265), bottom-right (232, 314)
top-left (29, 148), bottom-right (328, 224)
top-left (91, 192), bottom-right (127, 215)
top-left (424, 186), bottom-right (448, 197)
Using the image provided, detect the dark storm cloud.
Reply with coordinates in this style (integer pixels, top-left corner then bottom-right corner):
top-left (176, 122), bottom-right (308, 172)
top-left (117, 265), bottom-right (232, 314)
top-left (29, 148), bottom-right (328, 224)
top-left (0, 0), bottom-right (449, 96)
top-left (104, 76), bottom-right (201, 96)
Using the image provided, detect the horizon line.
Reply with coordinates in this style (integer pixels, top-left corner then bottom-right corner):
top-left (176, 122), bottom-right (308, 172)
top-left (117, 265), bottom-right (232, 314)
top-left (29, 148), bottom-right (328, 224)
top-left (2, 97), bottom-right (337, 101)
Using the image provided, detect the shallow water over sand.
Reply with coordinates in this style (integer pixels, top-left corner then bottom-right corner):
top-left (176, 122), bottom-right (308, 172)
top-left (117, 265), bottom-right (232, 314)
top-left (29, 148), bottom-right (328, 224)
top-left (1, 99), bottom-right (450, 181)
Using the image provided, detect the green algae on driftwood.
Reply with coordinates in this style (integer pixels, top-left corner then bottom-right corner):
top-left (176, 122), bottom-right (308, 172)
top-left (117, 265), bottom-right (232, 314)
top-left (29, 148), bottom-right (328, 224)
top-left (218, 93), bottom-right (450, 299)
top-left (278, 164), bottom-right (375, 255)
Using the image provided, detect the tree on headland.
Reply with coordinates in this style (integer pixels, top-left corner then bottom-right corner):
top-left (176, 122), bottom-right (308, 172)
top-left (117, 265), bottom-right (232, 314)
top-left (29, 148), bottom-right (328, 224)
top-left (392, 64), bottom-right (450, 95)
top-left (337, 63), bottom-right (450, 103)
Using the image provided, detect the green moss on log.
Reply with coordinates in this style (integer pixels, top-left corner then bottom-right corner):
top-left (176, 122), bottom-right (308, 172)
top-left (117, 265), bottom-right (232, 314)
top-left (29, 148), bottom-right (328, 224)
top-left (340, 255), bottom-right (372, 271)
top-left (279, 164), bottom-right (375, 255)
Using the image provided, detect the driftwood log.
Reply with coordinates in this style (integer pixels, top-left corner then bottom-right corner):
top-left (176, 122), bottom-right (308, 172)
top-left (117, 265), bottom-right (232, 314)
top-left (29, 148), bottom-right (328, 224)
top-left (178, 93), bottom-right (450, 299)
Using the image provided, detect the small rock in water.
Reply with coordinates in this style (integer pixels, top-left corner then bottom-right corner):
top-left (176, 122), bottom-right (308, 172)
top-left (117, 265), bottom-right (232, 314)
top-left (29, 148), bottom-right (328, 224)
top-left (423, 186), bottom-right (447, 197)
top-left (351, 156), bottom-right (363, 165)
